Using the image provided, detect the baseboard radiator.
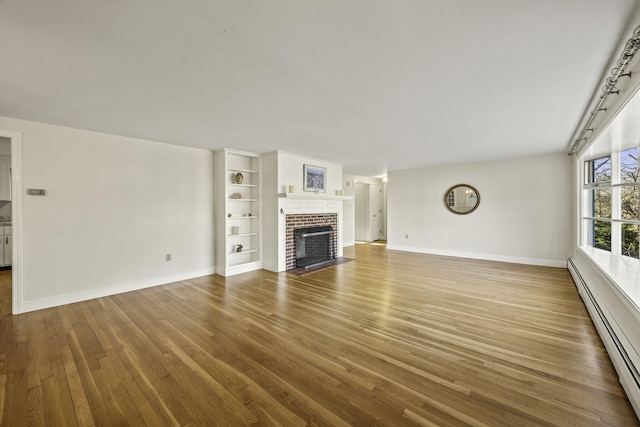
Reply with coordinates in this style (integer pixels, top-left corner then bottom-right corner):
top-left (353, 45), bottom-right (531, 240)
top-left (568, 257), bottom-right (640, 417)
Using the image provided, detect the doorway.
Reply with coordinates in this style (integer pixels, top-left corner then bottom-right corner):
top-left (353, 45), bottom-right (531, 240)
top-left (353, 180), bottom-right (386, 243)
top-left (0, 130), bottom-right (22, 315)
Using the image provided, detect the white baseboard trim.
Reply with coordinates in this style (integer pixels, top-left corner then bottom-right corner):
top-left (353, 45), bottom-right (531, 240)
top-left (217, 261), bottom-right (262, 277)
top-left (568, 256), bottom-right (640, 418)
top-left (343, 240), bottom-right (355, 248)
top-left (19, 267), bottom-right (216, 314)
top-left (385, 244), bottom-right (567, 268)
top-left (262, 262), bottom-right (279, 273)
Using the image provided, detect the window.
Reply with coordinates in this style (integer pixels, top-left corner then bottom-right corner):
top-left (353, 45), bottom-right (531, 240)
top-left (586, 156), bottom-right (611, 184)
top-left (447, 190), bottom-right (455, 207)
top-left (583, 148), bottom-right (640, 259)
top-left (577, 86), bottom-right (640, 310)
top-left (620, 147), bottom-right (639, 258)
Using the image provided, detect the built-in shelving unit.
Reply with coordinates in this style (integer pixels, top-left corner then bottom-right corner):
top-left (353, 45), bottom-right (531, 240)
top-left (214, 149), bottom-right (262, 276)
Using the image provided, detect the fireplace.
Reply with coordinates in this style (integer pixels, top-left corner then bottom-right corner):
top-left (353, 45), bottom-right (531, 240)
top-left (294, 226), bottom-right (335, 269)
top-left (285, 213), bottom-right (338, 270)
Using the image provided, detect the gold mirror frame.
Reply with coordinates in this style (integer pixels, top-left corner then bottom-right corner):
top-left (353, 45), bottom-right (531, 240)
top-left (444, 184), bottom-right (480, 215)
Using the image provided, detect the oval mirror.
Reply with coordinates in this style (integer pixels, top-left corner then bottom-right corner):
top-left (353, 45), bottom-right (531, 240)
top-left (444, 184), bottom-right (480, 215)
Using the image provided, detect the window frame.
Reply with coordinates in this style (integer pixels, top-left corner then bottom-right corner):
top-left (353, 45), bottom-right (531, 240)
top-left (582, 150), bottom-right (640, 259)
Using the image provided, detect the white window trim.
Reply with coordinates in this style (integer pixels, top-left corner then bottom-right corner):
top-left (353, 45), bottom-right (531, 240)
top-left (580, 149), bottom-right (640, 308)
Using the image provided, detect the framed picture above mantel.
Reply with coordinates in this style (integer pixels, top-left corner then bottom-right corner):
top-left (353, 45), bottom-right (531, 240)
top-left (303, 164), bottom-right (326, 193)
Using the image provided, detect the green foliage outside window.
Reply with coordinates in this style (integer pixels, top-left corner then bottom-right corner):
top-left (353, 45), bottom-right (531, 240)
top-left (593, 220), bottom-right (612, 252)
top-left (586, 148), bottom-right (639, 259)
top-left (622, 223), bottom-right (639, 258)
top-left (591, 188), bottom-right (611, 218)
top-left (621, 148), bottom-right (640, 258)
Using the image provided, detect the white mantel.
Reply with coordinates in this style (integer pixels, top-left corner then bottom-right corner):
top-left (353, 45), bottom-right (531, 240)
top-left (278, 192), bottom-right (352, 201)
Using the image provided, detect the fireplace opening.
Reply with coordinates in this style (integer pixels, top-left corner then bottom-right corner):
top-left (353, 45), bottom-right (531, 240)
top-left (294, 225), bottom-right (335, 269)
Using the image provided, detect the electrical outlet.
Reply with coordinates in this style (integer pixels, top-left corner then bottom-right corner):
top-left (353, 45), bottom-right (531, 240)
top-left (166, 253), bottom-right (172, 262)
top-left (405, 234), bottom-right (409, 239)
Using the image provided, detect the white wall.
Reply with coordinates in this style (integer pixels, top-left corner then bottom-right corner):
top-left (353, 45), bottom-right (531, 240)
top-left (261, 152), bottom-right (279, 271)
top-left (0, 116), bottom-right (215, 313)
top-left (342, 174), bottom-right (357, 246)
top-left (277, 151), bottom-right (343, 195)
top-left (354, 182), bottom-right (370, 241)
top-left (387, 153), bottom-right (573, 267)
top-left (0, 137), bottom-right (11, 155)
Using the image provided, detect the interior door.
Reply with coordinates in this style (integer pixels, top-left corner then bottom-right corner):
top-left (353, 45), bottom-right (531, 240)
top-left (371, 184), bottom-right (381, 241)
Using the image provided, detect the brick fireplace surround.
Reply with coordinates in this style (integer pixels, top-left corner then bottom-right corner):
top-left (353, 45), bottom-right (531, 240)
top-left (285, 213), bottom-right (338, 270)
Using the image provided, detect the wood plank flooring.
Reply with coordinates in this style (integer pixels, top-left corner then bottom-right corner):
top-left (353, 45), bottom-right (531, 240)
top-left (0, 269), bottom-right (11, 317)
top-left (0, 243), bottom-right (637, 426)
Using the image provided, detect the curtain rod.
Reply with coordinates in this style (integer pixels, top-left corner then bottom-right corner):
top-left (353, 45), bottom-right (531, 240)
top-left (568, 25), bottom-right (640, 155)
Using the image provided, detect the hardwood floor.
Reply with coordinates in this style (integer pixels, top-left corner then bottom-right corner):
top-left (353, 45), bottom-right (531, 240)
top-left (0, 269), bottom-right (10, 317)
top-left (0, 244), bottom-right (637, 426)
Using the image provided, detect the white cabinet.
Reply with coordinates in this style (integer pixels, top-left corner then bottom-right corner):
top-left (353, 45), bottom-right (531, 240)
top-left (1, 226), bottom-right (11, 267)
top-left (0, 156), bottom-right (11, 201)
top-left (214, 149), bottom-right (262, 276)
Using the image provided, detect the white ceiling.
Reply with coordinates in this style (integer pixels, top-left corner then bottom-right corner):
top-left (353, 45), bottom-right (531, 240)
top-left (0, 1), bottom-right (638, 176)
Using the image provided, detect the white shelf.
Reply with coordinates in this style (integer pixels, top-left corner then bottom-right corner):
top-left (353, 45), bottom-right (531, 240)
top-left (229, 168), bottom-right (258, 174)
top-left (228, 232), bottom-right (259, 237)
top-left (230, 183), bottom-right (258, 188)
top-left (229, 198), bottom-right (258, 202)
top-left (229, 249), bottom-right (258, 256)
top-left (228, 215), bottom-right (259, 219)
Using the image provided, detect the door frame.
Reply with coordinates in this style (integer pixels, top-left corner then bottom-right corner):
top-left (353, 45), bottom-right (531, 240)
top-left (0, 129), bottom-right (23, 314)
top-left (370, 183), bottom-right (381, 241)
